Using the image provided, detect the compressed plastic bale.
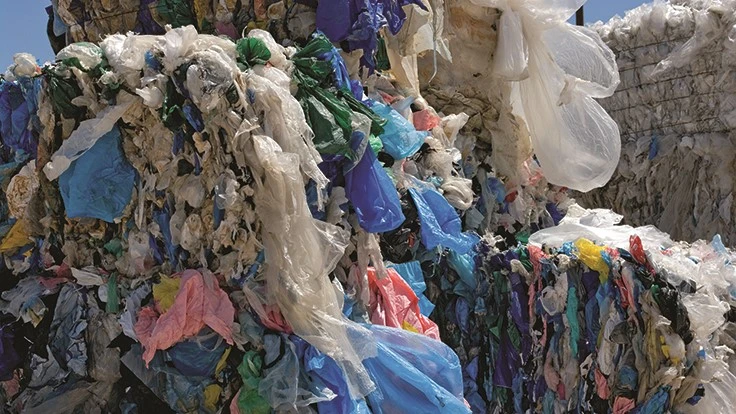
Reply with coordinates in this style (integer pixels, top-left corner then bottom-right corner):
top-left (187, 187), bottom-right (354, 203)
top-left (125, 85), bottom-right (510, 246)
top-left (345, 139), bottom-right (406, 233)
top-left (370, 100), bottom-right (428, 160)
top-left (58, 125), bottom-right (136, 223)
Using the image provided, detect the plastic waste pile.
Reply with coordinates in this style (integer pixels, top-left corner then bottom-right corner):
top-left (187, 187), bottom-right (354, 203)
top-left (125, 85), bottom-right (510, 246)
top-left (581, 0), bottom-right (736, 244)
top-left (1, 0), bottom-right (735, 413)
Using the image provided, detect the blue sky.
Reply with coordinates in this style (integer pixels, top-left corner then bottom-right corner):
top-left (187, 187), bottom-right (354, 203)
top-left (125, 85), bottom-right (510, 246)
top-left (0, 0), bottom-right (650, 70)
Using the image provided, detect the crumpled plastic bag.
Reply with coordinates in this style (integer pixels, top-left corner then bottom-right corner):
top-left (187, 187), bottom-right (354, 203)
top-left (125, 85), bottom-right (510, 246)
top-left (58, 125), bottom-right (136, 222)
top-left (44, 97), bottom-right (134, 180)
top-left (0, 75), bottom-right (41, 158)
top-left (367, 267), bottom-right (440, 338)
top-left (410, 186), bottom-right (479, 254)
top-left (258, 334), bottom-right (336, 411)
top-left (56, 42), bottom-right (104, 71)
top-left (248, 133), bottom-right (377, 399)
top-left (134, 269), bottom-right (235, 365)
top-left (315, 0), bottom-right (428, 70)
top-left (364, 324), bottom-right (471, 414)
top-left (387, 261), bottom-right (435, 316)
top-left (236, 350), bottom-right (271, 414)
top-left (345, 137), bottom-right (406, 233)
top-left (370, 100), bottom-right (427, 160)
top-left (480, 0), bottom-right (621, 192)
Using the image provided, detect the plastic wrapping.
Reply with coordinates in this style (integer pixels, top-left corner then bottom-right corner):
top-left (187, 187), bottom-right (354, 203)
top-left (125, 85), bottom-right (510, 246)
top-left (370, 100), bottom-right (428, 160)
top-left (410, 187), bottom-right (479, 254)
top-left (364, 324), bottom-right (470, 414)
top-left (249, 133), bottom-right (377, 399)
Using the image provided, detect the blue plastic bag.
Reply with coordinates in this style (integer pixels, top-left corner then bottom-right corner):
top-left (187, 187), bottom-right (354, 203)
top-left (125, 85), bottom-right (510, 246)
top-left (370, 100), bottom-right (427, 160)
top-left (388, 261), bottom-right (435, 316)
top-left (410, 187), bottom-right (480, 254)
top-left (59, 125), bottom-right (136, 222)
top-left (0, 79), bottom-right (38, 159)
top-left (315, 0), bottom-right (427, 70)
top-left (168, 329), bottom-right (228, 377)
top-left (292, 336), bottom-right (372, 414)
top-left (291, 324), bottom-right (469, 414)
top-left (345, 138), bottom-right (405, 233)
top-left (364, 324), bottom-right (471, 414)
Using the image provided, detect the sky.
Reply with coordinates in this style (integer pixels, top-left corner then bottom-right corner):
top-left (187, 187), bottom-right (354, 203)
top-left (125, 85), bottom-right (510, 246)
top-left (0, 0), bottom-right (650, 71)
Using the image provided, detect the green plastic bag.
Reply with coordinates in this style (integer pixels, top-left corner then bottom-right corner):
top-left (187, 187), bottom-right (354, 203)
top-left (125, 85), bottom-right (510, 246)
top-left (237, 351), bottom-right (271, 414)
top-left (156, 0), bottom-right (196, 29)
top-left (236, 38), bottom-right (272, 69)
top-left (292, 35), bottom-right (335, 83)
top-left (44, 67), bottom-right (84, 120)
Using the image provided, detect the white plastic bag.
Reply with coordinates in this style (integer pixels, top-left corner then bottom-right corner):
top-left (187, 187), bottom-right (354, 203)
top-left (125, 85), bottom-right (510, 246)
top-left (484, 0), bottom-right (621, 192)
top-left (492, 8), bottom-right (528, 80)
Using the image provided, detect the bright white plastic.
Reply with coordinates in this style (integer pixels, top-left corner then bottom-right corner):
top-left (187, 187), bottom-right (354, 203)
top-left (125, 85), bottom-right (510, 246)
top-left (485, 0), bottom-right (621, 192)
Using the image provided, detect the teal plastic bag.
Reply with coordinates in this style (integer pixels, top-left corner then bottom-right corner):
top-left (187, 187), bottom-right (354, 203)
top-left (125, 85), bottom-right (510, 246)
top-left (370, 100), bottom-right (427, 160)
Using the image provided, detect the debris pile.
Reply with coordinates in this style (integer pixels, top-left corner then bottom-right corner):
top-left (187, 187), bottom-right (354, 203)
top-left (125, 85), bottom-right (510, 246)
top-left (582, 0), bottom-right (736, 243)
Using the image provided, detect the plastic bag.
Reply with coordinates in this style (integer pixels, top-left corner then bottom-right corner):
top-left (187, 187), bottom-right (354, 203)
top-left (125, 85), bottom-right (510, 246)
top-left (409, 187), bottom-right (479, 254)
top-left (485, 0), bottom-right (621, 192)
top-left (388, 261), bottom-right (435, 316)
top-left (235, 37), bottom-right (271, 69)
top-left (529, 205), bottom-right (674, 251)
top-left (56, 42), bottom-right (104, 71)
top-left (58, 125), bottom-right (136, 223)
top-left (364, 324), bottom-right (471, 414)
top-left (492, 7), bottom-right (528, 80)
top-left (236, 351), bottom-right (271, 414)
top-left (246, 70), bottom-right (329, 202)
top-left (259, 334), bottom-right (335, 411)
top-left (370, 100), bottom-right (428, 160)
top-left (0, 76), bottom-right (41, 158)
top-left (367, 267), bottom-right (440, 338)
top-left (345, 139), bottom-right (406, 233)
top-left (292, 336), bottom-right (372, 414)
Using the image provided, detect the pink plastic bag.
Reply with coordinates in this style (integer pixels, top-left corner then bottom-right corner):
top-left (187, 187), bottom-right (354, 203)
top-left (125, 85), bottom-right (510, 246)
top-left (134, 269), bottom-right (235, 365)
top-left (367, 267), bottom-right (440, 340)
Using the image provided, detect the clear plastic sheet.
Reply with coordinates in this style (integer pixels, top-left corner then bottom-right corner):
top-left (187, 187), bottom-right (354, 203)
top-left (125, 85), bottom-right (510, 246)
top-left (249, 133), bottom-right (377, 399)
